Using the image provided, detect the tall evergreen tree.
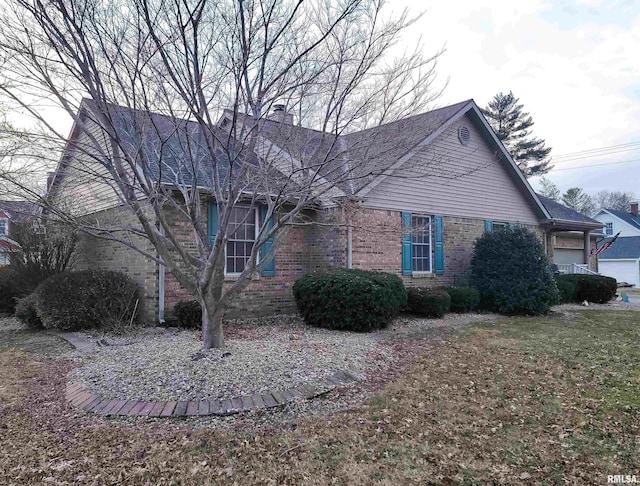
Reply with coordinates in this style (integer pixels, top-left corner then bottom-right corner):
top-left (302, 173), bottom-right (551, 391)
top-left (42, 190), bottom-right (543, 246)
top-left (482, 91), bottom-right (552, 177)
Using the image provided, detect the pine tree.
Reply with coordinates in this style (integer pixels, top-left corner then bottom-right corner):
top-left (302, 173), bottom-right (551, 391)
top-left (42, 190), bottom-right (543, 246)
top-left (562, 187), bottom-right (595, 216)
top-left (482, 91), bottom-right (552, 177)
top-left (538, 177), bottom-right (560, 201)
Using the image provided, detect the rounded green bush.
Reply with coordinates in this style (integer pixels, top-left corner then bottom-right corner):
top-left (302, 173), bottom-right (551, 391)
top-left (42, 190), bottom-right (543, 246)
top-left (292, 269), bottom-right (407, 332)
top-left (15, 292), bottom-right (42, 329)
top-left (444, 286), bottom-right (480, 313)
top-left (471, 227), bottom-right (559, 315)
top-left (554, 274), bottom-right (617, 304)
top-left (576, 275), bottom-right (617, 303)
top-left (407, 287), bottom-right (451, 318)
top-left (35, 270), bottom-right (143, 331)
top-left (174, 300), bottom-right (202, 329)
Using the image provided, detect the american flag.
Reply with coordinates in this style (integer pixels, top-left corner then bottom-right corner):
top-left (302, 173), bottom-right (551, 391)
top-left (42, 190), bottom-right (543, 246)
top-left (591, 232), bottom-right (620, 256)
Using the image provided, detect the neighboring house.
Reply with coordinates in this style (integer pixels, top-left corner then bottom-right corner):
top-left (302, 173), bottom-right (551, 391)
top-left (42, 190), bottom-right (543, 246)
top-left (49, 99), bottom-right (603, 322)
top-left (536, 195), bottom-right (603, 273)
top-left (593, 203), bottom-right (640, 287)
top-left (0, 200), bottom-right (40, 266)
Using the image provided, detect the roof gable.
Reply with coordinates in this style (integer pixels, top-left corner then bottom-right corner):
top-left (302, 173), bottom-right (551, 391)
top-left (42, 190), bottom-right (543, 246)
top-left (601, 208), bottom-right (640, 230)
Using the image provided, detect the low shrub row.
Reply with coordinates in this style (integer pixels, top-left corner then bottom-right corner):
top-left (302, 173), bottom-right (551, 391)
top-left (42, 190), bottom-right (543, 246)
top-left (14, 270), bottom-right (143, 332)
top-left (292, 268), bottom-right (481, 330)
top-left (555, 274), bottom-right (617, 304)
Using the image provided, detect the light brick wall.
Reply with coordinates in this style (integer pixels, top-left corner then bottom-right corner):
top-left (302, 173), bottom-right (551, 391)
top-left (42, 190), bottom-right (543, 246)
top-left (75, 206), bottom-right (158, 323)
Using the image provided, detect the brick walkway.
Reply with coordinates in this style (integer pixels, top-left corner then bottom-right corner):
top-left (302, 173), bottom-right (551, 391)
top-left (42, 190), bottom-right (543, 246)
top-left (66, 370), bottom-right (357, 417)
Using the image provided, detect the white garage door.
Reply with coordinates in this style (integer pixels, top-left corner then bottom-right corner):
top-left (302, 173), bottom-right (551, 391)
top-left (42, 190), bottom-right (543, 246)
top-left (599, 260), bottom-right (640, 288)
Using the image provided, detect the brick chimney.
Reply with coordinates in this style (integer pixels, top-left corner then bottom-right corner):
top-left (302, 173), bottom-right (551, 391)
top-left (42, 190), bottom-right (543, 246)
top-left (631, 201), bottom-right (639, 217)
top-left (267, 104), bottom-right (294, 124)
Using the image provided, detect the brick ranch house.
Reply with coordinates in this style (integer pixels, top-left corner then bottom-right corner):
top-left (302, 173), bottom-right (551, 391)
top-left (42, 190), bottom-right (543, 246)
top-left (48, 99), bottom-right (603, 322)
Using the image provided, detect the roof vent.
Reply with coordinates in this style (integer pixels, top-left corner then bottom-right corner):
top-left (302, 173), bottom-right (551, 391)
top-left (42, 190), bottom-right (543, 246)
top-left (458, 126), bottom-right (471, 146)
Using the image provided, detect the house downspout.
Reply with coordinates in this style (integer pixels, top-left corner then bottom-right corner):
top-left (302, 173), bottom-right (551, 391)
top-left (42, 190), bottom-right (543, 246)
top-left (158, 225), bottom-right (165, 324)
top-left (347, 217), bottom-right (353, 269)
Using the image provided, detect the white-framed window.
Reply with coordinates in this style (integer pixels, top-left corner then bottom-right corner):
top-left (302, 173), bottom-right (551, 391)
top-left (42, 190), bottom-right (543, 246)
top-left (492, 221), bottom-right (508, 231)
top-left (225, 206), bottom-right (258, 275)
top-left (0, 252), bottom-right (8, 266)
top-left (0, 218), bottom-right (7, 236)
top-left (411, 215), bottom-right (432, 273)
top-left (605, 222), bottom-right (613, 236)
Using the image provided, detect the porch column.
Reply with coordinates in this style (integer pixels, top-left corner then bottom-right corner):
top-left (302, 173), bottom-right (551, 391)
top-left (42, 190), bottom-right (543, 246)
top-left (583, 230), bottom-right (590, 265)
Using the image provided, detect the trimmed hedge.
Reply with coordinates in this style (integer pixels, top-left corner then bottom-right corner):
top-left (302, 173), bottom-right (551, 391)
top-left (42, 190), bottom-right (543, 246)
top-left (35, 270), bottom-right (143, 331)
top-left (471, 226), bottom-right (559, 315)
top-left (444, 286), bottom-right (480, 313)
top-left (407, 287), bottom-right (451, 318)
top-left (174, 300), bottom-right (202, 329)
top-left (292, 269), bottom-right (407, 332)
top-left (555, 274), bottom-right (617, 304)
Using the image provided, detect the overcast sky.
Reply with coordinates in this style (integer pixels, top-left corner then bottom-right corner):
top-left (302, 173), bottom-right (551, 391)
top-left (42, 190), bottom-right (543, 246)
top-left (393, 0), bottom-right (640, 197)
top-left (5, 0), bottom-right (639, 198)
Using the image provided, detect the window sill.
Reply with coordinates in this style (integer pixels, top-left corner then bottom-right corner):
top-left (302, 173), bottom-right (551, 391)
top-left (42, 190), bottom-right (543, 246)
top-left (411, 272), bottom-right (435, 279)
top-left (223, 273), bottom-right (261, 282)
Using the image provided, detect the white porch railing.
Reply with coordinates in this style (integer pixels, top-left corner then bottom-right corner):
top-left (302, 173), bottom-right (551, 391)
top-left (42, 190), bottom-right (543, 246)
top-left (556, 263), bottom-right (599, 275)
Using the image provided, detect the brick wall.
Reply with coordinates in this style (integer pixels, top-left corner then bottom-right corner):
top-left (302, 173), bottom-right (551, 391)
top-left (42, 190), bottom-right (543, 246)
top-left (76, 203), bottom-right (553, 321)
top-left (350, 208), bottom-right (545, 288)
top-left (75, 206), bottom-right (158, 323)
top-left (163, 206), bottom-right (320, 318)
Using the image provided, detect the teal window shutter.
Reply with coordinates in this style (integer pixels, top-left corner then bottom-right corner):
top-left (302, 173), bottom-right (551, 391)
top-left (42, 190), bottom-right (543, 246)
top-left (260, 206), bottom-right (276, 277)
top-left (401, 212), bottom-right (412, 275)
top-left (208, 202), bottom-right (218, 246)
top-left (434, 215), bottom-right (444, 275)
top-left (508, 221), bottom-right (516, 229)
top-left (484, 220), bottom-right (493, 233)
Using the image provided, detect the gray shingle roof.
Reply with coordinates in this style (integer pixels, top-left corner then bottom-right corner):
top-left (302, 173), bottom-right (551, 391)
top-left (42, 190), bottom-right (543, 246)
top-left (598, 236), bottom-right (640, 259)
top-left (227, 100), bottom-right (473, 195)
top-left (536, 194), bottom-right (602, 225)
top-left (604, 208), bottom-right (640, 230)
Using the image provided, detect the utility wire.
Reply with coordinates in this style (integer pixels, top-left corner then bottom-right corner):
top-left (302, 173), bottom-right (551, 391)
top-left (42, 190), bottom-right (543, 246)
top-left (549, 157), bottom-right (640, 172)
top-left (553, 140), bottom-right (640, 159)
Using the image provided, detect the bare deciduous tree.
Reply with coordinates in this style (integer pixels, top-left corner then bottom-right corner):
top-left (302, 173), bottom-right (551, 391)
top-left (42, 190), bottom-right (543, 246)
top-left (0, 0), bottom-right (447, 348)
top-left (593, 190), bottom-right (636, 212)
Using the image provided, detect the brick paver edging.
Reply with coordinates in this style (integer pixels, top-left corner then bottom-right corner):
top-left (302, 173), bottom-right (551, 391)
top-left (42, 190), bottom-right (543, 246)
top-left (66, 370), bottom-right (357, 417)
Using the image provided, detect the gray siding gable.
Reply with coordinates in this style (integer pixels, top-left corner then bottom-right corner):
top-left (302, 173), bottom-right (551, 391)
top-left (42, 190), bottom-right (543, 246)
top-left (362, 110), bottom-right (544, 224)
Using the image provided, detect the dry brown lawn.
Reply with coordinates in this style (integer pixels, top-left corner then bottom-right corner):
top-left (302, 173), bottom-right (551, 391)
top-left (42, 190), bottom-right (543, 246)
top-left (1, 310), bottom-right (639, 484)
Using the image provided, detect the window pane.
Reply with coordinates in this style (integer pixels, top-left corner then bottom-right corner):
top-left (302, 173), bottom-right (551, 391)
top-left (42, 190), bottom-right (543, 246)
top-left (225, 207), bottom-right (256, 273)
top-left (411, 215), bottom-right (431, 272)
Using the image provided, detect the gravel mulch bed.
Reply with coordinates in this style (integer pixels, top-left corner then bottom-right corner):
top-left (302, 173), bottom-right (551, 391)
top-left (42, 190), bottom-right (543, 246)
top-left (68, 313), bottom-right (498, 404)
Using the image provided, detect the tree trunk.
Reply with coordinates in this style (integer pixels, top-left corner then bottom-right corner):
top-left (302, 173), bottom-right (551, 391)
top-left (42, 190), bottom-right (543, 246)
top-left (201, 299), bottom-right (225, 349)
